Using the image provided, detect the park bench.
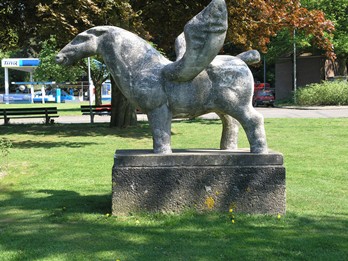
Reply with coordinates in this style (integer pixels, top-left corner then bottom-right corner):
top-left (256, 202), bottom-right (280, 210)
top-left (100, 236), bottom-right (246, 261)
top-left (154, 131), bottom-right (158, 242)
top-left (0, 107), bottom-right (59, 125)
top-left (80, 104), bottom-right (111, 123)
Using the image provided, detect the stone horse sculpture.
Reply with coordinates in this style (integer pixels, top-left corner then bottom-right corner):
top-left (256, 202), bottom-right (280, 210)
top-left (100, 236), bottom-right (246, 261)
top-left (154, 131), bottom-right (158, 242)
top-left (56, 0), bottom-right (268, 154)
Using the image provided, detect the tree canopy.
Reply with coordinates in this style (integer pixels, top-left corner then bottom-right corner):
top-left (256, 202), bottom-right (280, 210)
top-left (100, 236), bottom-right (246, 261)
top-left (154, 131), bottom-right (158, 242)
top-left (303, 0), bottom-right (348, 58)
top-left (1, 0), bottom-right (335, 58)
top-left (0, 0), bottom-right (148, 55)
top-left (34, 36), bottom-right (84, 82)
top-left (131, 0), bottom-right (335, 58)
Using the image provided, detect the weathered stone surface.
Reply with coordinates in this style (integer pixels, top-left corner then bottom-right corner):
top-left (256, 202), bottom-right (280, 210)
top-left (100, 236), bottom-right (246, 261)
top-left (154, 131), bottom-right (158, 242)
top-left (56, 0), bottom-right (269, 155)
top-left (112, 149), bottom-right (286, 216)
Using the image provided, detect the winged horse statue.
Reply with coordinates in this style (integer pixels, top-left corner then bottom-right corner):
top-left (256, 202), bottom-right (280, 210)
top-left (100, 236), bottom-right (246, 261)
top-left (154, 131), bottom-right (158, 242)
top-left (56, 0), bottom-right (268, 154)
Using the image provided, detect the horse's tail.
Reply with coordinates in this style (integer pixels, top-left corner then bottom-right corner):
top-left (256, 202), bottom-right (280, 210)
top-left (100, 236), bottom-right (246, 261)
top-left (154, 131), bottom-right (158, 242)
top-left (236, 50), bottom-right (261, 65)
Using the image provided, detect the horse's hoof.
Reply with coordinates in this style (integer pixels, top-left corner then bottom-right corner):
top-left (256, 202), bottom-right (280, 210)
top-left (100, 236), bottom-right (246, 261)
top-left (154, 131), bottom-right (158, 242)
top-left (251, 147), bottom-right (268, 154)
top-left (153, 147), bottom-right (172, 154)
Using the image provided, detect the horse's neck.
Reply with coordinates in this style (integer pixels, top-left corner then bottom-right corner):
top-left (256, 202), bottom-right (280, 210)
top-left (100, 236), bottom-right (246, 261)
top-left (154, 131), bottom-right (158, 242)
top-left (98, 29), bottom-right (169, 97)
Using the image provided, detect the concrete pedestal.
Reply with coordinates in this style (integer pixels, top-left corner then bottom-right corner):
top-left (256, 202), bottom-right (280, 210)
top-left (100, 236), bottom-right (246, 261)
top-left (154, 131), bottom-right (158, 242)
top-left (112, 149), bottom-right (286, 216)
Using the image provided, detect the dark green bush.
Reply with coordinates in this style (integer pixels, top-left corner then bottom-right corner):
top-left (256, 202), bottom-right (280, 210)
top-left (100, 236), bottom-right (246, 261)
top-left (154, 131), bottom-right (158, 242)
top-left (295, 80), bottom-right (348, 106)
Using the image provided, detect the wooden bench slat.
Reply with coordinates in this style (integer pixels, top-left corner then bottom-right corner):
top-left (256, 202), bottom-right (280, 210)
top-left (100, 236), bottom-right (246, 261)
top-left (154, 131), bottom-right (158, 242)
top-left (0, 111), bottom-right (58, 116)
top-left (0, 115), bottom-right (59, 119)
top-left (80, 105), bottom-right (111, 123)
top-left (0, 107), bottom-right (59, 125)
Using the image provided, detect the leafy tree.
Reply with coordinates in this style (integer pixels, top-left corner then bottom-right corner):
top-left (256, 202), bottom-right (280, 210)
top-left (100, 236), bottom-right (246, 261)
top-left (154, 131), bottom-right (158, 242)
top-left (0, 0), bottom-right (148, 53)
top-left (34, 36), bottom-right (84, 82)
top-left (132, 0), bottom-right (334, 58)
top-left (36, 0), bottom-right (149, 47)
top-left (228, 0), bottom-right (334, 56)
top-left (85, 58), bottom-right (109, 106)
top-left (302, 0), bottom-right (348, 75)
top-left (0, 1), bottom-right (39, 53)
top-left (34, 38), bottom-right (110, 105)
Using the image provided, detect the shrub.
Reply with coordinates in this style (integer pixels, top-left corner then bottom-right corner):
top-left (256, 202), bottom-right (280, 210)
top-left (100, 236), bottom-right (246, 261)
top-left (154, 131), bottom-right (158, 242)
top-left (295, 80), bottom-right (348, 106)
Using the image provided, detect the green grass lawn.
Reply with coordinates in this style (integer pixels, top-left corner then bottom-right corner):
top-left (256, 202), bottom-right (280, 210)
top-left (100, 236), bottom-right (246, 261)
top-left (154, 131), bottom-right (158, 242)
top-left (0, 118), bottom-right (347, 260)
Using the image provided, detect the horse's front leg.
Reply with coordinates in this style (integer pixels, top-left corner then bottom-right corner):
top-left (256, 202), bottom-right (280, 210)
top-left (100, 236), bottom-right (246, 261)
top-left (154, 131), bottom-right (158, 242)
top-left (147, 104), bottom-right (173, 154)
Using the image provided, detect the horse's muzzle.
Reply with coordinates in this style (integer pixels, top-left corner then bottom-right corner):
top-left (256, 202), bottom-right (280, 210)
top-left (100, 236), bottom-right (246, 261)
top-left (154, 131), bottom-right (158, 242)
top-left (55, 54), bottom-right (67, 65)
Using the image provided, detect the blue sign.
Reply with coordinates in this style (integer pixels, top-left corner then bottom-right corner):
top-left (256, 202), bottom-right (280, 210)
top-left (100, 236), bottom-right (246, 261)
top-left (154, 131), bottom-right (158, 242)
top-left (1, 58), bottom-right (40, 68)
top-left (19, 59), bottom-right (40, 67)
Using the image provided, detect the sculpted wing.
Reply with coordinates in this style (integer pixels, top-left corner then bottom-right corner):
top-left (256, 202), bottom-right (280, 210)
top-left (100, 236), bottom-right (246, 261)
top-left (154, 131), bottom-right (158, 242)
top-left (163, 0), bottom-right (228, 82)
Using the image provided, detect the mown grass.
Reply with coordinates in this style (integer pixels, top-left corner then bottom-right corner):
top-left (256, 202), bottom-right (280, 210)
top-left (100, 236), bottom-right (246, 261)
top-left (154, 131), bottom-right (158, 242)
top-left (0, 118), bottom-right (347, 260)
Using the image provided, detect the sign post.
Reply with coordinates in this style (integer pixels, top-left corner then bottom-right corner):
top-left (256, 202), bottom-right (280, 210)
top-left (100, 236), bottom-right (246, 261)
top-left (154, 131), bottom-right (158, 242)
top-left (41, 86), bottom-right (45, 104)
top-left (4, 67), bottom-right (9, 104)
top-left (56, 88), bottom-right (61, 103)
top-left (87, 57), bottom-right (94, 106)
top-left (1, 58), bottom-right (40, 104)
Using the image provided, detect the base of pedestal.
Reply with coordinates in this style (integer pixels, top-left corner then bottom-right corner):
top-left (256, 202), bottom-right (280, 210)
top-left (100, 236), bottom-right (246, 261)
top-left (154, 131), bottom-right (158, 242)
top-left (112, 149), bottom-right (286, 216)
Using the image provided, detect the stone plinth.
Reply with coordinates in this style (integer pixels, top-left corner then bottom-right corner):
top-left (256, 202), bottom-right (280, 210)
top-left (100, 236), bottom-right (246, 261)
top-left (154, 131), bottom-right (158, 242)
top-left (112, 149), bottom-right (286, 216)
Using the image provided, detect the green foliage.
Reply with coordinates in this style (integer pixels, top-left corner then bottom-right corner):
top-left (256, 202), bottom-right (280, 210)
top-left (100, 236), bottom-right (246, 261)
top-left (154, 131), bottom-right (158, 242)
top-left (0, 0), bottom-right (148, 54)
top-left (303, 0), bottom-right (348, 56)
top-left (34, 36), bottom-right (84, 83)
top-left (266, 29), bottom-right (314, 63)
top-left (295, 80), bottom-right (348, 105)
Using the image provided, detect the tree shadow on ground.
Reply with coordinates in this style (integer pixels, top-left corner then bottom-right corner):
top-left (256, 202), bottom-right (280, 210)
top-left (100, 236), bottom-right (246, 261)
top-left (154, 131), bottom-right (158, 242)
top-left (57, 107), bottom-right (82, 113)
top-left (0, 120), bottom-right (220, 142)
top-left (179, 118), bottom-right (221, 125)
top-left (0, 188), bottom-right (347, 260)
top-left (0, 122), bottom-right (153, 140)
top-left (11, 140), bottom-right (98, 149)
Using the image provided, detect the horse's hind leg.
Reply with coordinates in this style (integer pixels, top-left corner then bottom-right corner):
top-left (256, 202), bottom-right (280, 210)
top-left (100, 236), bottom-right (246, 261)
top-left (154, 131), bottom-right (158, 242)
top-left (230, 105), bottom-right (268, 153)
top-left (217, 113), bottom-right (239, 150)
top-left (147, 104), bottom-right (172, 154)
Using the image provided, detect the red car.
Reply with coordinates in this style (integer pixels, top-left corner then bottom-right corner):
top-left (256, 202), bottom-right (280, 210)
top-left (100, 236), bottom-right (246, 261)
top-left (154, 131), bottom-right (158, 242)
top-left (253, 89), bottom-right (275, 107)
top-left (254, 82), bottom-right (271, 92)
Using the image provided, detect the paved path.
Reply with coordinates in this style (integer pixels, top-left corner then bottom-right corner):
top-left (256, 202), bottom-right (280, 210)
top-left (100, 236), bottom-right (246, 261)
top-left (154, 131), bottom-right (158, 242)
top-left (3, 106), bottom-right (348, 125)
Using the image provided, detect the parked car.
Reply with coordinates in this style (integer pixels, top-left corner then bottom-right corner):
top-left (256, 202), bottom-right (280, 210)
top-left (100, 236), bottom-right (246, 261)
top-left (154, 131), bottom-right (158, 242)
top-left (254, 82), bottom-right (271, 92)
top-left (33, 89), bottom-right (75, 103)
top-left (253, 89), bottom-right (275, 107)
top-left (33, 91), bottom-right (56, 103)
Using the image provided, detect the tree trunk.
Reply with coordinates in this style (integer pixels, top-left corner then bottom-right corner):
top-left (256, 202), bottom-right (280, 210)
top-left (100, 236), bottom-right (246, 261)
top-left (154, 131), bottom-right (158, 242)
top-left (336, 56), bottom-right (347, 76)
top-left (109, 77), bottom-right (137, 128)
top-left (94, 83), bottom-right (102, 106)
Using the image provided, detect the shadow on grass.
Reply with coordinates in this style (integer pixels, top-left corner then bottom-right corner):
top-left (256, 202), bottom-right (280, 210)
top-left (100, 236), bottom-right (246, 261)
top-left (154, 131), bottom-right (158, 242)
top-left (0, 122), bottom-right (153, 140)
top-left (11, 140), bottom-right (98, 149)
top-left (57, 107), bottom-right (82, 113)
top-left (0, 189), bottom-right (111, 214)
top-left (0, 188), bottom-right (347, 260)
top-left (179, 118), bottom-right (221, 125)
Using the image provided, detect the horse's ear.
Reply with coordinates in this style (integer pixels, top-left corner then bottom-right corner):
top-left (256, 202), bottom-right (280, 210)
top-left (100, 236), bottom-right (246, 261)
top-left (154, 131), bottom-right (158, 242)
top-left (86, 26), bottom-right (110, 37)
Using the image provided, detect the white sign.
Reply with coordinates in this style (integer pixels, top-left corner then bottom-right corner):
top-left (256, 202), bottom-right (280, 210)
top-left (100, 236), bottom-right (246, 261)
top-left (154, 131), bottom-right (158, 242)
top-left (1, 59), bottom-right (20, 67)
top-left (1, 58), bottom-right (40, 68)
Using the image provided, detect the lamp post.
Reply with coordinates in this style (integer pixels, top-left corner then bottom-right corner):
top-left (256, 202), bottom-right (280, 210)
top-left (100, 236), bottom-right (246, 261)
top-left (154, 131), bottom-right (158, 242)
top-left (87, 57), bottom-right (94, 106)
top-left (263, 55), bottom-right (266, 90)
top-left (293, 29), bottom-right (297, 104)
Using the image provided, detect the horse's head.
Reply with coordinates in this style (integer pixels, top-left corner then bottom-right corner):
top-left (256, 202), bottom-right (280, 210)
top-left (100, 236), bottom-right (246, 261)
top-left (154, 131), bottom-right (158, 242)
top-left (56, 26), bottom-right (110, 65)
